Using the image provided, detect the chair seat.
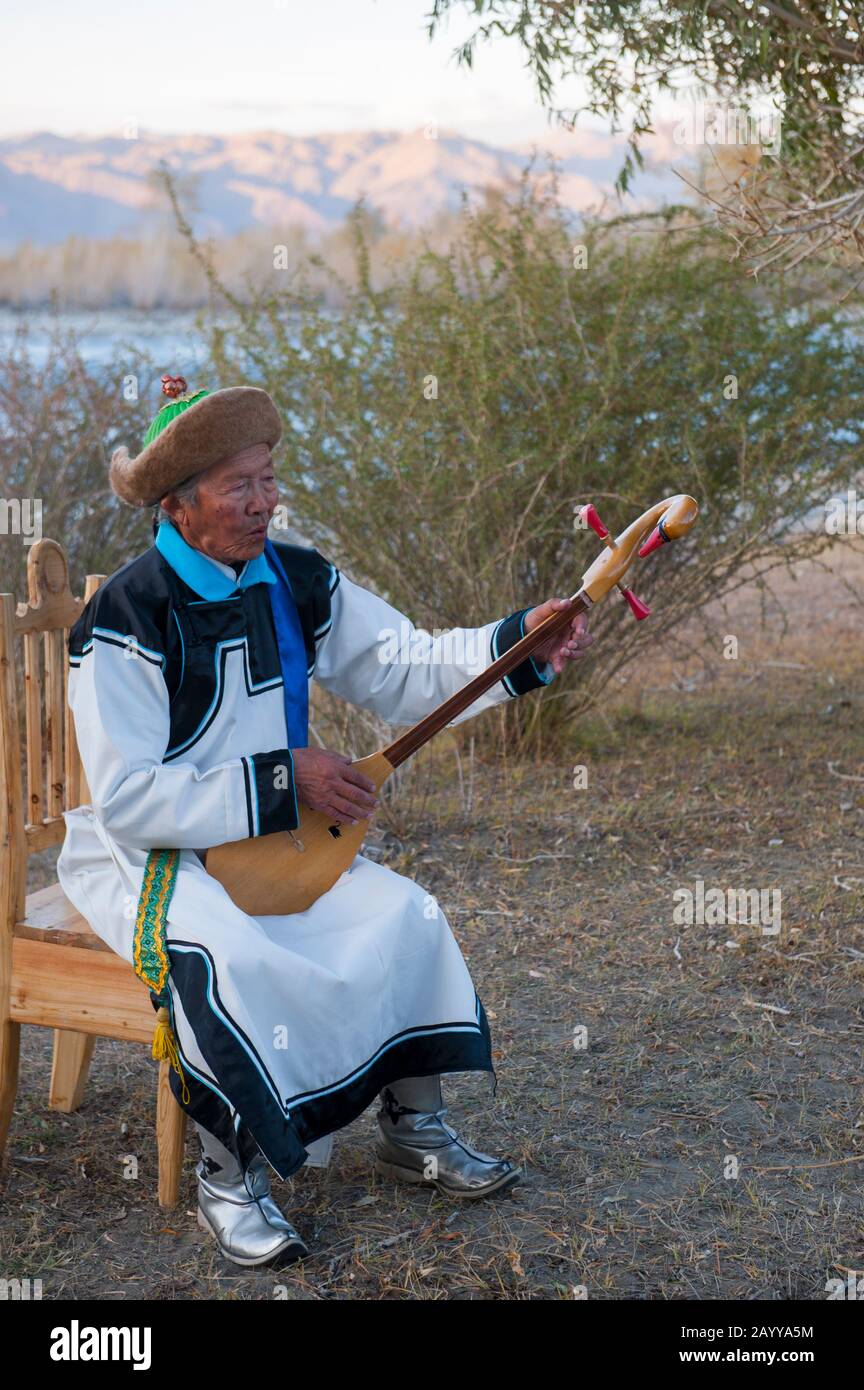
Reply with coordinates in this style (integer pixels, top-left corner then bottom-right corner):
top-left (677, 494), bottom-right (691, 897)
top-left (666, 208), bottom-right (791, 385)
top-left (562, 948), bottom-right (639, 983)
top-left (15, 881), bottom-right (111, 952)
top-left (10, 880), bottom-right (156, 1042)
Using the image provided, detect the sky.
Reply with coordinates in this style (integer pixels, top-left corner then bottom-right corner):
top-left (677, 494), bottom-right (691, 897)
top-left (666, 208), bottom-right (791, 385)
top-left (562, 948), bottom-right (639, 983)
top-left (0, 0), bottom-right (637, 147)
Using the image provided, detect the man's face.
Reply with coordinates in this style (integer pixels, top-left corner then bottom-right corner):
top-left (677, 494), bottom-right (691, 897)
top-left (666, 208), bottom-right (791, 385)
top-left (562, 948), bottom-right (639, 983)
top-left (161, 441), bottom-right (278, 565)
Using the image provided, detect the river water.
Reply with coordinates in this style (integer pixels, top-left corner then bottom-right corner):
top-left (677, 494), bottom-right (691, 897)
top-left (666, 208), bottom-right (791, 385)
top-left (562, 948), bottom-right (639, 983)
top-left (0, 307), bottom-right (211, 370)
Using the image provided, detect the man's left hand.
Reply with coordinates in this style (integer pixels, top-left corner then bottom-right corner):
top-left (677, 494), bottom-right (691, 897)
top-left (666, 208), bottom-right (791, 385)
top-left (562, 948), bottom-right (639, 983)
top-left (523, 598), bottom-right (595, 676)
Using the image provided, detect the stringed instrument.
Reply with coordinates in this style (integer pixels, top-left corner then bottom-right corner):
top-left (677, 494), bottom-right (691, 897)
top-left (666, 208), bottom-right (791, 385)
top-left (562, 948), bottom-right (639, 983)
top-left (205, 493), bottom-right (699, 915)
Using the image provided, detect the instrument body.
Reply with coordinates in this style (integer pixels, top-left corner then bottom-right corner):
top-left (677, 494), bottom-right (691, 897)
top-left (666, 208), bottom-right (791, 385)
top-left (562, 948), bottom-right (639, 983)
top-left (205, 494), bottom-right (698, 916)
top-left (205, 751), bottom-right (395, 916)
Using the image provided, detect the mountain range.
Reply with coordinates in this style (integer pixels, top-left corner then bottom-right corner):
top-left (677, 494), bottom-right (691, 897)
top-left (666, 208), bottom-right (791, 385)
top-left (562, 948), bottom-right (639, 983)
top-left (0, 125), bottom-right (690, 250)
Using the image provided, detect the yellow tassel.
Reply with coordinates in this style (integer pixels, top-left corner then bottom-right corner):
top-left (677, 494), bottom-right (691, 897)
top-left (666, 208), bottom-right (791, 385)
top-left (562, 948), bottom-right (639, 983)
top-left (151, 1006), bottom-right (191, 1105)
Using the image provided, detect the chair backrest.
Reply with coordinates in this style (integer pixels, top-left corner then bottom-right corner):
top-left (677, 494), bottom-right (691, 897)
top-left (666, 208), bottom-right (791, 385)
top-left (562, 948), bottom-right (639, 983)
top-left (0, 539), bottom-right (106, 926)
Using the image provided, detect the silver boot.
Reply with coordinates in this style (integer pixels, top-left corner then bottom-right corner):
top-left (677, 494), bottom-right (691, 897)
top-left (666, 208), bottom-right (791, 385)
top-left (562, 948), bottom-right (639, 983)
top-left (374, 1074), bottom-right (521, 1200)
top-left (195, 1123), bottom-right (308, 1268)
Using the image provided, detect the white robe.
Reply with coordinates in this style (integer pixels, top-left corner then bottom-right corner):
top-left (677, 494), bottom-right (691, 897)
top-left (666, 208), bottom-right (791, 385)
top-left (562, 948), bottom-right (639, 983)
top-left (57, 530), bottom-right (556, 1177)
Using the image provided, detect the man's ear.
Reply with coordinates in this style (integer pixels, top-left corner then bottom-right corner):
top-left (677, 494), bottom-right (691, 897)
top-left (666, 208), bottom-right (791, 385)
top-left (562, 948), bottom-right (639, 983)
top-left (159, 492), bottom-right (182, 524)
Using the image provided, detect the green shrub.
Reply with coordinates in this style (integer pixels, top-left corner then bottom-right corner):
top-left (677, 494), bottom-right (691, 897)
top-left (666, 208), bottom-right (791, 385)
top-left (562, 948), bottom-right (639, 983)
top-left (193, 174), bottom-right (864, 750)
top-left (3, 173), bottom-right (862, 764)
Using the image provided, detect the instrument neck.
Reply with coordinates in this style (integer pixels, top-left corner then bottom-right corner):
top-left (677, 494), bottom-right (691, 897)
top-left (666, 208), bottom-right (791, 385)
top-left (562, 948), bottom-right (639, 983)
top-left (383, 590), bottom-right (588, 769)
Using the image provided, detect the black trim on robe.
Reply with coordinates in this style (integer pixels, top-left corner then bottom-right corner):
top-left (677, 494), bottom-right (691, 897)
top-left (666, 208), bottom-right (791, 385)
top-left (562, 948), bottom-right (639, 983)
top-left (492, 607), bottom-right (554, 696)
top-left (65, 537), bottom-right (334, 839)
top-left (245, 748), bottom-right (300, 835)
top-left (165, 940), bottom-right (496, 1180)
top-left (65, 536), bottom-right (547, 777)
top-left (67, 538), bottom-right (334, 741)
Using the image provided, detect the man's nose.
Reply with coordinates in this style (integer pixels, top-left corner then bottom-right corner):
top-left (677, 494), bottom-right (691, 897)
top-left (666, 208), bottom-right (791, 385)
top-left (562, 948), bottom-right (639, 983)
top-left (248, 483), bottom-right (276, 514)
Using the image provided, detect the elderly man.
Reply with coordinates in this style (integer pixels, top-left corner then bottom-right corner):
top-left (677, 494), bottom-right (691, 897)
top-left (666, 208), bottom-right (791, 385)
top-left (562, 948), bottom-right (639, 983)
top-left (57, 378), bottom-right (594, 1269)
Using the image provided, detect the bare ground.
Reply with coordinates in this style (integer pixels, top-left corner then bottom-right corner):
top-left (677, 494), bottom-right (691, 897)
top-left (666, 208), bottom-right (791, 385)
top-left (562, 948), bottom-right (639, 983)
top-left (1, 542), bottom-right (862, 1301)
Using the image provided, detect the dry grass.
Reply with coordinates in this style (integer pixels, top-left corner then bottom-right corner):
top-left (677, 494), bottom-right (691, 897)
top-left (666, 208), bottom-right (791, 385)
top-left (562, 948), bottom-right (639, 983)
top-left (1, 542), bottom-right (862, 1300)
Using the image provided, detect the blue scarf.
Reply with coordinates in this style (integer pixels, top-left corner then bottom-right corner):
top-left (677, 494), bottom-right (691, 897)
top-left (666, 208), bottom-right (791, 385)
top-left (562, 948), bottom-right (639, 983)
top-left (155, 519), bottom-right (275, 601)
top-left (154, 523), bottom-right (308, 749)
top-left (263, 537), bottom-right (309, 750)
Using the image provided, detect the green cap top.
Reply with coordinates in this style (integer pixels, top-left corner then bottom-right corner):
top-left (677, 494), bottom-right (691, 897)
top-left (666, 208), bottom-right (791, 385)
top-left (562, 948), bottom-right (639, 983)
top-left (143, 374), bottom-right (209, 446)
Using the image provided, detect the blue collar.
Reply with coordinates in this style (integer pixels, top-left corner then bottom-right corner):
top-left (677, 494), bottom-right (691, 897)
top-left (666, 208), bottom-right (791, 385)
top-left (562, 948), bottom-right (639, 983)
top-left (154, 522), bottom-right (276, 600)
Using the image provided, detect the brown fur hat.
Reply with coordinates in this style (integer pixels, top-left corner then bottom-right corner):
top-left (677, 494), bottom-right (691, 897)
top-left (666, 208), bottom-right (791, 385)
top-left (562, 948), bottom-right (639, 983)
top-left (109, 386), bottom-right (283, 508)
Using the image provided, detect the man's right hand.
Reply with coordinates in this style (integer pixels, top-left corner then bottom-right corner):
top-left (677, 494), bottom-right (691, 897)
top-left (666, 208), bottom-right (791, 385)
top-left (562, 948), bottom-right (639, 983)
top-left (291, 747), bottom-right (380, 826)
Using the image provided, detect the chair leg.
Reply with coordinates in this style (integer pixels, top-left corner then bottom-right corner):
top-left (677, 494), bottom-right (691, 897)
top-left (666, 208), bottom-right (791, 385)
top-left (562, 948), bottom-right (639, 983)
top-left (49, 1029), bottom-right (96, 1112)
top-left (156, 1059), bottom-right (187, 1208)
top-left (0, 1018), bottom-right (21, 1163)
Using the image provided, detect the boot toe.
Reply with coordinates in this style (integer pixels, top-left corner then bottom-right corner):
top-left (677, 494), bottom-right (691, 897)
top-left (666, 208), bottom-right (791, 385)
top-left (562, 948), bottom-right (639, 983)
top-left (375, 1132), bottom-right (522, 1199)
top-left (197, 1161), bottom-right (309, 1268)
top-left (430, 1148), bottom-right (522, 1198)
top-left (198, 1203), bottom-right (309, 1267)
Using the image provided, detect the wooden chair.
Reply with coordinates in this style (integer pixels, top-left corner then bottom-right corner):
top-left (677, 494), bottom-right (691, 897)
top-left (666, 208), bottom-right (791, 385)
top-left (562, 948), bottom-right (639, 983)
top-left (0, 538), bottom-right (187, 1206)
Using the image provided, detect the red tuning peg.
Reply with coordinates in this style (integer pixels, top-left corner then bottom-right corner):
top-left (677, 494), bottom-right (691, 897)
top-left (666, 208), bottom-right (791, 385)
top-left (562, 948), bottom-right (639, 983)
top-left (619, 587), bottom-right (651, 621)
top-left (638, 523), bottom-right (667, 557)
top-left (580, 503), bottom-right (610, 540)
